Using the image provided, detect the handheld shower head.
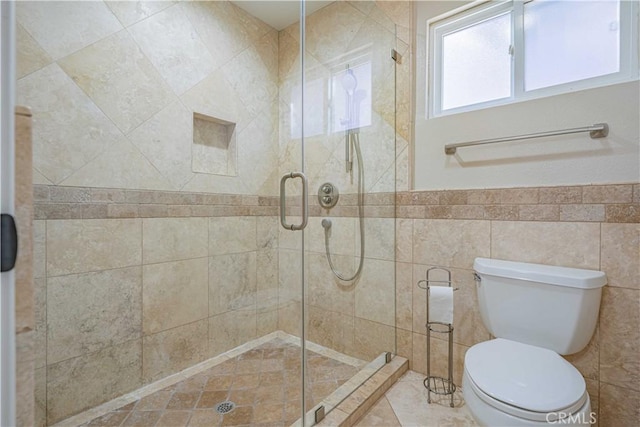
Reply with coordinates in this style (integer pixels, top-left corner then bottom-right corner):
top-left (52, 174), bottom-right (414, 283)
top-left (321, 218), bottom-right (332, 230)
top-left (341, 69), bottom-right (357, 93)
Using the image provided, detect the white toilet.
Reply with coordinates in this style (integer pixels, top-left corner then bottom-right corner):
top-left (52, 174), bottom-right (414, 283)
top-left (463, 258), bottom-right (606, 426)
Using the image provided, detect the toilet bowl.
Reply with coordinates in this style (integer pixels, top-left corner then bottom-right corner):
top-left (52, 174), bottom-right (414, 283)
top-left (464, 258), bottom-right (606, 426)
top-left (462, 339), bottom-right (592, 426)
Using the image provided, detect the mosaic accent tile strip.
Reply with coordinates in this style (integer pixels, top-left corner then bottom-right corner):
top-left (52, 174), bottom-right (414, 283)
top-left (34, 183), bottom-right (639, 222)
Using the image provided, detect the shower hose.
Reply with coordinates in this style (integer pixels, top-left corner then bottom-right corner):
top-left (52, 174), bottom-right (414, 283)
top-left (323, 132), bottom-right (365, 282)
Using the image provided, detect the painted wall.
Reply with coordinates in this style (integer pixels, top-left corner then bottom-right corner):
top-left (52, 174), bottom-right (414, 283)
top-left (414, 1), bottom-right (640, 190)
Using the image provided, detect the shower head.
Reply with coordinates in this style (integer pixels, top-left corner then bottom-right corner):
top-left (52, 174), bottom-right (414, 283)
top-left (341, 69), bottom-right (357, 93)
top-left (321, 218), bottom-right (332, 230)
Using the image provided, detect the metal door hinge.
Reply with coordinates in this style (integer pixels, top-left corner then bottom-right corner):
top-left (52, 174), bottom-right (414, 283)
top-left (1, 214), bottom-right (18, 272)
top-left (391, 49), bottom-right (402, 64)
top-left (314, 405), bottom-right (325, 423)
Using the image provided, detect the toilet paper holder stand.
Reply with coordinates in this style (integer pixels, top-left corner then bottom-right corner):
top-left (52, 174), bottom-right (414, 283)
top-left (417, 267), bottom-right (458, 408)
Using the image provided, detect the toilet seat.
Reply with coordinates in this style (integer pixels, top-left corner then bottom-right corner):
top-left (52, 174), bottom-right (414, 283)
top-left (465, 339), bottom-right (587, 421)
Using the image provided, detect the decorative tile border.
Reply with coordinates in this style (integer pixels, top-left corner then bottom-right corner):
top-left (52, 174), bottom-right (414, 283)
top-left (33, 184), bottom-right (279, 220)
top-left (34, 183), bottom-right (640, 222)
top-left (395, 183), bottom-right (640, 223)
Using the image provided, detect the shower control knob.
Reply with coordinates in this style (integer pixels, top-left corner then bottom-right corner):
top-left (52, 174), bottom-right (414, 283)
top-left (317, 182), bottom-right (339, 209)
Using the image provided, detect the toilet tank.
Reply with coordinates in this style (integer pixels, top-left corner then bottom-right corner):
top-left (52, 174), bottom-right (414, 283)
top-left (474, 258), bottom-right (607, 355)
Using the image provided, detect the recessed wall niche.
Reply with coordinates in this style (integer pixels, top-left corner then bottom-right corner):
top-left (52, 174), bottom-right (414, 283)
top-left (192, 113), bottom-right (237, 176)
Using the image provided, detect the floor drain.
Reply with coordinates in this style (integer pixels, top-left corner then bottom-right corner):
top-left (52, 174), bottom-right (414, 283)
top-left (215, 401), bottom-right (236, 414)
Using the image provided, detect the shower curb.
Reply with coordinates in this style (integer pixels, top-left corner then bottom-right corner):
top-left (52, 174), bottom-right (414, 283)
top-left (315, 356), bottom-right (409, 427)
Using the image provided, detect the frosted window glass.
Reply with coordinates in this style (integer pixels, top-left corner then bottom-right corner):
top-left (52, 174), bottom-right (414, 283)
top-left (442, 12), bottom-right (512, 111)
top-left (524, 0), bottom-right (620, 91)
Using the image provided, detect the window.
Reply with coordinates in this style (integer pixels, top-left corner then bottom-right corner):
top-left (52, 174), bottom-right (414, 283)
top-left (428, 0), bottom-right (639, 117)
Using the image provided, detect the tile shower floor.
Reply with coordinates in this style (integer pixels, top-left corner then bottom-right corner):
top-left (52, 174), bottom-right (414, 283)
top-left (76, 337), bottom-right (363, 427)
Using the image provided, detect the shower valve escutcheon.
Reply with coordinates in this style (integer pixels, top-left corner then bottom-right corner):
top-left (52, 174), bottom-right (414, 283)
top-left (317, 182), bottom-right (339, 209)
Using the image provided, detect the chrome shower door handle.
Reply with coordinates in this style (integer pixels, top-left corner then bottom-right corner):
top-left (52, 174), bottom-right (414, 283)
top-left (279, 172), bottom-right (309, 231)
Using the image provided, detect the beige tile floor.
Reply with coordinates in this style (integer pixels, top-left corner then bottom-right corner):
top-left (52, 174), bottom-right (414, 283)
top-left (355, 371), bottom-right (478, 427)
top-left (80, 338), bottom-right (360, 427)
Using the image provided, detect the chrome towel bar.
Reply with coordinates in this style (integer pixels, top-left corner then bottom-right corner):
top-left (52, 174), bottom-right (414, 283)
top-left (444, 123), bottom-right (609, 155)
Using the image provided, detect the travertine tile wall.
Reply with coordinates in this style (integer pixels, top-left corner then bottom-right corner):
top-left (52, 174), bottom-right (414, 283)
top-left (17, 0), bottom-right (279, 196)
top-left (17, 0), bottom-right (282, 424)
top-left (33, 185), bottom-right (280, 424)
top-left (394, 183), bottom-right (640, 427)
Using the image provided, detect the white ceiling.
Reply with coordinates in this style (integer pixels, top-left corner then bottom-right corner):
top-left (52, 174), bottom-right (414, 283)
top-left (231, 1), bottom-right (333, 31)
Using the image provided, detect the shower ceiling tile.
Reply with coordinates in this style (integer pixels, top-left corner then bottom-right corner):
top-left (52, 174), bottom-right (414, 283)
top-left (128, 6), bottom-right (216, 95)
top-left (58, 30), bottom-right (174, 134)
top-left (105, 0), bottom-right (176, 27)
top-left (127, 101), bottom-right (194, 190)
top-left (16, 1), bottom-right (122, 60)
top-left (17, 64), bottom-right (126, 185)
top-left (60, 139), bottom-right (173, 191)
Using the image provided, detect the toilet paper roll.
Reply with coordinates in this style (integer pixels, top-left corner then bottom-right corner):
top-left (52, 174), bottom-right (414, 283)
top-left (429, 286), bottom-right (453, 324)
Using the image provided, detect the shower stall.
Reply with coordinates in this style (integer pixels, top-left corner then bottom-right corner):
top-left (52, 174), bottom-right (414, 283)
top-left (17, 1), bottom-right (411, 425)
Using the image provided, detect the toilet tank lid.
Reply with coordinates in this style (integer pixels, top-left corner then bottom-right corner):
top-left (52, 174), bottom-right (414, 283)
top-left (474, 258), bottom-right (607, 289)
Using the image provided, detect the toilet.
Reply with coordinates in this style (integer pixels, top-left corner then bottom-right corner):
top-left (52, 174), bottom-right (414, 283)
top-left (463, 258), bottom-right (606, 426)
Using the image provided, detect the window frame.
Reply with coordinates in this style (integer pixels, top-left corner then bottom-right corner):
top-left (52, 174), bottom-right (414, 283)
top-left (427, 0), bottom-right (640, 118)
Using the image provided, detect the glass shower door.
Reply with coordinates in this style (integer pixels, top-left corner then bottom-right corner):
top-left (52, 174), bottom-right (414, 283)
top-left (289, 0), bottom-right (400, 424)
